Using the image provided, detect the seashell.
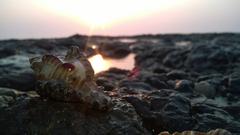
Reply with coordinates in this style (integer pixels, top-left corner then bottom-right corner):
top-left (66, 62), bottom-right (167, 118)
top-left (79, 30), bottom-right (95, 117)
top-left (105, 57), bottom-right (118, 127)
top-left (30, 46), bottom-right (111, 110)
top-left (158, 129), bottom-right (232, 135)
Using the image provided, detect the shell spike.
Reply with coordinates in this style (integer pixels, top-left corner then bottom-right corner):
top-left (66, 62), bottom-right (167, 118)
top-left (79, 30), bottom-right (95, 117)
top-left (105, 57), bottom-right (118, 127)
top-left (42, 55), bottom-right (62, 65)
top-left (65, 46), bottom-right (85, 60)
top-left (29, 56), bottom-right (43, 72)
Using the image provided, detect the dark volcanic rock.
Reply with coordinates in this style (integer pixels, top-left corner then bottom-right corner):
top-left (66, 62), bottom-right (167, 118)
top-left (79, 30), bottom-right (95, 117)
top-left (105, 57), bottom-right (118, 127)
top-left (185, 43), bottom-right (239, 73)
top-left (228, 72), bottom-right (240, 95)
top-left (163, 49), bottom-right (190, 69)
top-left (166, 70), bottom-right (189, 80)
top-left (0, 72), bottom-right (36, 91)
top-left (98, 42), bottom-right (131, 58)
top-left (135, 46), bottom-right (176, 69)
top-left (194, 81), bottom-right (216, 98)
top-left (0, 48), bottom-right (16, 58)
top-left (119, 80), bottom-right (154, 91)
top-left (96, 68), bottom-right (129, 82)
top-left (96, 77), bottom-right (115, 91)
top-left (0, 91), bottom-right (150, 135)
top-left (191, 103), bottom-right (240, 133)
top-left (145, 77), bottom-right (169, 89)
top-left (175, 80), bottom-right (194, 93)
top-left (125, 89), bottom-right (195, 134)
top-left (0, 55), bottom-right (36, 91)
top-left (138, 72), bottom-right (169, 89)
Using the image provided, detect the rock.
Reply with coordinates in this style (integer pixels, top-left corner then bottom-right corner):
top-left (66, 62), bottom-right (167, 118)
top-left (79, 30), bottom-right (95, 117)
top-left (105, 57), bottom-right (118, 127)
top-left (135, 46), bottom-right (176, 69)
top-left (125, 90), bottom-right (195, 134)
top-left (185, 43), bottom-right (238, 73)
top-left (228, 73), bottom-right (240, 94)
top-left (0, 97), bottom-right (150, 135)
top-left (166, 70), bottom-right (189, 80)
top-left (194, 81), bottom-right (216, 98)
top-left (0, 87), bottom-right (34, 108)
top-left (119, 80), bottom-right (154, 91)
top-left (175, 80), bottom-right (194, 93)
top-left (191, 103), bottom-right (240, 134)
top-left (141, 74), bottom-right (169, 89)
top-left (0, 87), bottom-right (23, 98)
top-left (0, 72), bottom-right (36, 91)
top-left (0, 48), bottom-right (16, 58)
top-left (32, 39), bottom-right (56, 51)
top-left (0, 55), bottom-right (36, 91)
top-left (163, 49), bottom-right (189, 69)
top-left (55, 37), bottom-right (87, 49)
top-left (98, 42), bottom-right (131, 59)
top-left (152, 66), bottom-right (170, 74)
top-left (0, 95), bottom-right (14, 108)
top-left (96, 68), bottom-right (129, 82)
top-left (96, 77), bottom-right (115, 91)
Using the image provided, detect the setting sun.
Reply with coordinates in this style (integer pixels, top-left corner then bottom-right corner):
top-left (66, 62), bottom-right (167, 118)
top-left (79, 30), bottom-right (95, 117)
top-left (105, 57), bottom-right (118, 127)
top-left (36, 0), bottom-right (185, 28)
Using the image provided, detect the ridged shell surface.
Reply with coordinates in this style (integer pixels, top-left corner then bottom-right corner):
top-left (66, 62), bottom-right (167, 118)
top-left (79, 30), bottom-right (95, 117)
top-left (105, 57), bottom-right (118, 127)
top-left (30, 46), bottom-right (111, 110)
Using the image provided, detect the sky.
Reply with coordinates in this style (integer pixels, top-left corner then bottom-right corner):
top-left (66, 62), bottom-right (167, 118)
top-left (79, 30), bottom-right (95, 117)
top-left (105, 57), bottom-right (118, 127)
top-left (0, 0), bottom-right (240, 39)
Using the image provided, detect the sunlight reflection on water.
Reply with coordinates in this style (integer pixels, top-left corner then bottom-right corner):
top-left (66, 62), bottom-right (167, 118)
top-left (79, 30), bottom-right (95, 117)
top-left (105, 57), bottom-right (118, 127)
top-left (88, 53), bottom-right (135, 74)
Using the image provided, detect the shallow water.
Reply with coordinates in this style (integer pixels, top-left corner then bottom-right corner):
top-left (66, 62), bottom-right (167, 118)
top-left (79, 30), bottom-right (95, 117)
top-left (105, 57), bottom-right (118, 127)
top-left (118, 38), bottom-right (137, 43)
top-left (175, 41), bottom-right (192, 47)
top-left (88, 53), bottom-right (135, 74)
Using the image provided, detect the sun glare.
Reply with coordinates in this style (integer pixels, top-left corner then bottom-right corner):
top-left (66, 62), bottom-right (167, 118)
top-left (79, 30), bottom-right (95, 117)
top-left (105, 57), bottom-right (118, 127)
top-left (36, 0), bottom-right (185, 28)
top-left (88, 54), bottom-right (109, 74)
top-left (88, 53), bottom-right (135, 74)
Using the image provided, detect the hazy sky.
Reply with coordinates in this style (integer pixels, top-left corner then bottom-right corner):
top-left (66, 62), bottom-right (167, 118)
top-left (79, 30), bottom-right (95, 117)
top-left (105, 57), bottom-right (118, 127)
top-left (0, 0), bottom-right (240, 39)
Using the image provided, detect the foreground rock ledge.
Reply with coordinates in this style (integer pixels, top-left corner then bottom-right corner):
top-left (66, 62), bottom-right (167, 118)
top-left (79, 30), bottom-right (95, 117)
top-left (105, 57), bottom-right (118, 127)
top-left (0, 88), bottom-right (150, 135)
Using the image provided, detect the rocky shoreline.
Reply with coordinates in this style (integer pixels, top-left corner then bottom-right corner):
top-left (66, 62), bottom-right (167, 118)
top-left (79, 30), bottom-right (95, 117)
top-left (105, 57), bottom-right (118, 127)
top-left (0, 33), bottom-right (240, 134)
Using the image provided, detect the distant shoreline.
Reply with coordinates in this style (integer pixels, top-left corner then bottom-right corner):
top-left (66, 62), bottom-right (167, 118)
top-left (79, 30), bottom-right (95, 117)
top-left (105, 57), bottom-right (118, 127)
top-left (1, 32), bottom-right (240, 41)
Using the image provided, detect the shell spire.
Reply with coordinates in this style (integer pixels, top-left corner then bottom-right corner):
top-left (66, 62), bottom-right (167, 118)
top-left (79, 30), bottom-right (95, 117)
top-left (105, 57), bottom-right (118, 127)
top-left (65, 46), bottom-right (85, 60)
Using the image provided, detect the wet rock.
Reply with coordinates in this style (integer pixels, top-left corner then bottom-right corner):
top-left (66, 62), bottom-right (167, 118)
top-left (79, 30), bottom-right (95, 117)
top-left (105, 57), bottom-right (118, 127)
top-left (32, 39), bottom-right (56, 51)
top-left (0, 87), bottom-right (36, 108)
top-left (140, 73), bottom-right (169, 89)
top-left (175, 80), bottom-right (194, 93)
top-left (98, 42), bottom-right (131, 58)
top-left (0, 55), bottom-right (36, 91)
top-left (191, 103), bottom-right (240, 133)
top-left (119, 80), bottom-right (154, 91)
top-left (145, 78), bottom-right (169, 89)
top-left (194, 81), bottom-right (216, 98)
top-left (0, 72), bottom-right (36, 91)
top-left (0, 87), bottom-right (23, 98)
top-left (125, 90), bottom-right (195, 134)
top-left (223, 105), bottom-right (240, 119)
top-left (0, 96), bottom-right (150, 135)
top-left (0, 48), bottom-right (16, 58)
top-left (135, 46), bottom-right (176, 68)
top-left (166, 70), bottom-right (189, 80)
top-left (163, 49), bottom-right (189, 69)
top-left (96, 77), bottom-right (115, 91)
top-left (228, 73), bottom-right (240, 95)
top-left (185, 43), bottom-right (238, 73)
top-left (96, 68), bottom-right (129, 82)
top-left (152, 66), bottom-right (170, 74)
top-left (55, 37), bottom-right (87, 49)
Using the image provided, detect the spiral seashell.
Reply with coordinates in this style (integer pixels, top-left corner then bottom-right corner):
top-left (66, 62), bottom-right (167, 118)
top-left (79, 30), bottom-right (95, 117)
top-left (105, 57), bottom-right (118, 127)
top-left (30, 46), bottom-right (111, 110)
top-left (158, 129), bottom-right (231, 135)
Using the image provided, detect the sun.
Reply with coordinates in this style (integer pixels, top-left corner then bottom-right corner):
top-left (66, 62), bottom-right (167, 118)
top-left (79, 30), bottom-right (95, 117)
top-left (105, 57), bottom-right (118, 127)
top-left (36, 0), bottom-right (185, 28)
